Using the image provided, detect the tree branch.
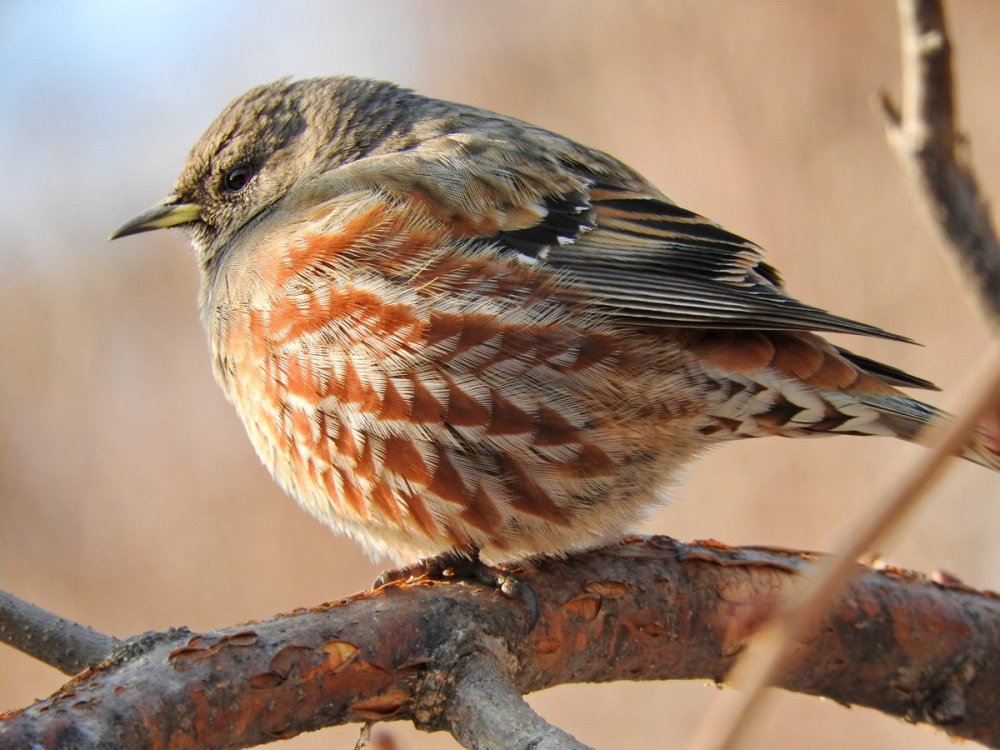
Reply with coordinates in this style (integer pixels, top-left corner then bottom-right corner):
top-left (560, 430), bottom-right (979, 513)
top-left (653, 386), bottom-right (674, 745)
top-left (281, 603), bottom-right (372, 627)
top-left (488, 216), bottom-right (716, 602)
top-left (0, 588), bottom-right (118, 676)
top-left (443, 652), bottom-right (593, 750)
top-left (881, 0), bottom-right (1000, 325)
top-left (3, 537), bottom-right (1000, 749)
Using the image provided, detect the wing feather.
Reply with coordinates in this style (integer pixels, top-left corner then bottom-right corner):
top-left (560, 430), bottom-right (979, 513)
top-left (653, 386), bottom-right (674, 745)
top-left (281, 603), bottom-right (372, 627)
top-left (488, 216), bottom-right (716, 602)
top-left (294, 131), bottom-right (913, 343)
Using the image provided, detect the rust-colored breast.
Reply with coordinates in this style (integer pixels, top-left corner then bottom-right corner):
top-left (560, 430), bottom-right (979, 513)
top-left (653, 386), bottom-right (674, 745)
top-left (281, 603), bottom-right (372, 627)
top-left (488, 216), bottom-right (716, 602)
top-left (211, 192), bottom-right (644, 560)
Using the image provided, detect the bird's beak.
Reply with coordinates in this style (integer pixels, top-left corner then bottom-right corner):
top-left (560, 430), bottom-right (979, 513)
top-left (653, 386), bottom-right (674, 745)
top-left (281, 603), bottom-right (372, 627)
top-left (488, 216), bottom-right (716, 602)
top-left (110, 196), bottom-right (203, 240)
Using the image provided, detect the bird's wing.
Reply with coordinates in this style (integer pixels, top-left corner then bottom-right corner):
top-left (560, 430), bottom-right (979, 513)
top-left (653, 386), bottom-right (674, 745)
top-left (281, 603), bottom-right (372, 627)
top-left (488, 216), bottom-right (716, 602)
top-left (289, 129), bottom-right (911, 342)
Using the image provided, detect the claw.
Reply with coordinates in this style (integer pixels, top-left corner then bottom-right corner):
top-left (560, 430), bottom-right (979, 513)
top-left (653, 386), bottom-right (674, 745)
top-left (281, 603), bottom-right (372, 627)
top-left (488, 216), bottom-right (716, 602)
top-left (498, 572), bottom-right (541, 631)
top-left (373, 547), bottom-right (479, 588)
top-left (374, 549), bottom-right (540, 631)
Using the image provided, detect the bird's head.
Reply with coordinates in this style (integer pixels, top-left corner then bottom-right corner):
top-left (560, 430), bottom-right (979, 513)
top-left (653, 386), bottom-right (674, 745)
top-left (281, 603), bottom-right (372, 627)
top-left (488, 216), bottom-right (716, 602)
top-left (111, 76), bottom-right (434, 266)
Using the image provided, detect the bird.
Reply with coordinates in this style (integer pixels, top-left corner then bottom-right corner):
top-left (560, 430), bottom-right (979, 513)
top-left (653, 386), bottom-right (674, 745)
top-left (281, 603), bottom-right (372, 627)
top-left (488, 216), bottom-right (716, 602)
top-left (112, 76), bottom-right (999, 566)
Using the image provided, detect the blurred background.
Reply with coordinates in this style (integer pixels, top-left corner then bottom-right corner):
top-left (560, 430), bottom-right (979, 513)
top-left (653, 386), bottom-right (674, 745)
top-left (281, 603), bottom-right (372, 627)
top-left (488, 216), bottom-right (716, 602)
top-left (2, 1), bottom-right (998, 748)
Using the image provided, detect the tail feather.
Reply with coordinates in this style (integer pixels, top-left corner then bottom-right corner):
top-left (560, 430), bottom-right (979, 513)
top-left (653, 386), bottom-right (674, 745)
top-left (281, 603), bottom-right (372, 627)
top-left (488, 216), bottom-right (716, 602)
top-left (860, 394), bottom-right (1000, 471)
top-left (833, 347), bottom-right (940, 391)
top-left (694, 329), bottom-right (999, 471)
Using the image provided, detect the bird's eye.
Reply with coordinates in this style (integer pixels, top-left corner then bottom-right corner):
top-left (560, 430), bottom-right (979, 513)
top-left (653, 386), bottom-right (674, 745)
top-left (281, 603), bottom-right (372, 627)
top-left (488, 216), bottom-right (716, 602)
top-left (221, 164), bottom-right (255, 193)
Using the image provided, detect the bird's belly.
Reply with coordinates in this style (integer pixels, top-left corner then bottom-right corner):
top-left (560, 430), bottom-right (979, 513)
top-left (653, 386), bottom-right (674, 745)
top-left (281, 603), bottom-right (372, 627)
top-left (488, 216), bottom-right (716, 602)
top-left (212, 298), bottom-right (710, 562)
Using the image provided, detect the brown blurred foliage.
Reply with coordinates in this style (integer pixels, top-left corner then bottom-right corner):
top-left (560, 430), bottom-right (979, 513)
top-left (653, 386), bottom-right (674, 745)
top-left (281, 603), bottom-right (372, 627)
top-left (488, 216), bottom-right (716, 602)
top-left (2, 2), bottom-right (998, 748)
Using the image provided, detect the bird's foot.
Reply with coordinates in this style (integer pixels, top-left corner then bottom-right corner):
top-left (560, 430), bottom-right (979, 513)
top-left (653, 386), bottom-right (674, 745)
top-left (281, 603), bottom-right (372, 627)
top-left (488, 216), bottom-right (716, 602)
top-left (374, 549), bottom-right (540, 630)
top-left (373, 548), bottom-right (486, 588)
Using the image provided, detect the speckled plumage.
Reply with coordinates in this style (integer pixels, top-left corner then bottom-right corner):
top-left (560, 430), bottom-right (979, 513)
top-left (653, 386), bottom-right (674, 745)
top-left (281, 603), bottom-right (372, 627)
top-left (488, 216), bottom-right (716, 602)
top-left (113, 76), bottom-right (999, 563)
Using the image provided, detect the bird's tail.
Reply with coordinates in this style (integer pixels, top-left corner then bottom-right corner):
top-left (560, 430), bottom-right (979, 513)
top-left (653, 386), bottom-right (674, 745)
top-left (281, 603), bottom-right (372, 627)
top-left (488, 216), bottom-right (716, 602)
top-left (857, 393), bottom-right (1000, 472)
top-left (695, 330), bottom-right (999, 471)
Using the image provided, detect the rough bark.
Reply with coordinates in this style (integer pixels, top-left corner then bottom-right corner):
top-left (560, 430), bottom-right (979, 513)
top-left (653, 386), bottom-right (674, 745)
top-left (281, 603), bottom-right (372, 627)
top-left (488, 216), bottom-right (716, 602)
top-left (0, 588), bottom-right (119, 677)
top-left (3, 537), bottom-right (1000, 749)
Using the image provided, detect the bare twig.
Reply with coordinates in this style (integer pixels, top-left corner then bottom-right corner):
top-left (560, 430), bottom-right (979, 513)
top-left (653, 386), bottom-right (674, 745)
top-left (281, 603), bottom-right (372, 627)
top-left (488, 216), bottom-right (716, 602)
top-left (0, 588), bottom-right (118, 676)
top-left (4, 538), bottom-right (1000, 749)
top-left (881, 0), bottom-right (1000, 325)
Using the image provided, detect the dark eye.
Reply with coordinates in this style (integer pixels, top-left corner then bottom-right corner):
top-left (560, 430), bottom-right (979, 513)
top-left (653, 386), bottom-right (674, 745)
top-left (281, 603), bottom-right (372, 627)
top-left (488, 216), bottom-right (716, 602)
top-left (221, 164), bottom-right (255, 193)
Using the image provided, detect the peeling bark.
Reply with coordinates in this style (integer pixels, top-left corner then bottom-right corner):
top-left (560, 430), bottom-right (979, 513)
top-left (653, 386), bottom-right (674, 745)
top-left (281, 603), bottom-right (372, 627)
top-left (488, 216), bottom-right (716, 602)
top-left (3, 537), bottom-right (1000, 749)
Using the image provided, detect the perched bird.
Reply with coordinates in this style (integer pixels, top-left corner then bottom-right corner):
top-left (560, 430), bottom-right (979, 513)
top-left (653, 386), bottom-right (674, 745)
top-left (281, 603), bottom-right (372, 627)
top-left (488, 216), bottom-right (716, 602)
top-left (113, 76), bottom-right (998, 565)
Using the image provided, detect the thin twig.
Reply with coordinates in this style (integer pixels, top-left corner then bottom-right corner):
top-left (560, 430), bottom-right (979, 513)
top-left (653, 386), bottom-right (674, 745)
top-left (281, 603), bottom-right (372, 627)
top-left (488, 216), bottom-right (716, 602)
top-left (881, 0), bottom-right (1000, 325)
top-left (0, 588), bottom-right (118, 676)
